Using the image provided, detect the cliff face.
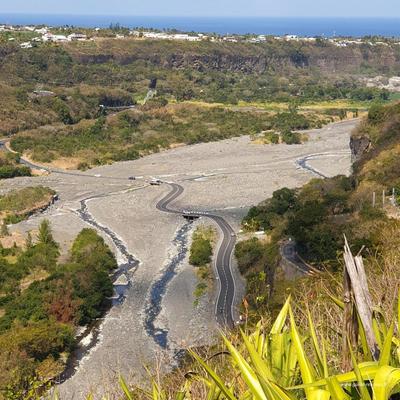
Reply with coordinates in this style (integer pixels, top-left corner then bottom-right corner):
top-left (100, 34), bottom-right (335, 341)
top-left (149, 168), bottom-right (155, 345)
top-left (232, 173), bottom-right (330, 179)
top-left (73, 52), bottom-right (300, 73)
top-left (1, 40), bottom-right (399, 83)
top-left (66, 40), bottom-right (400, 75)
top-left (350, 136), bottom-right (372, 163)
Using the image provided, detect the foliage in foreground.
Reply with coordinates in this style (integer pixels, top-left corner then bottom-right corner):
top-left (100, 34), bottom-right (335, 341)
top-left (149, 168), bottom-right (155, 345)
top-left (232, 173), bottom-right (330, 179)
top-left (120, 293), bottom-right (400, 400)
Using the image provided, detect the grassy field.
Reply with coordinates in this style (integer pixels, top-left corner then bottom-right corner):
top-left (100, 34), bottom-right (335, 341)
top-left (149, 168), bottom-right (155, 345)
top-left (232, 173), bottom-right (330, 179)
top-left (235, 99), bottom-right (371, 112)
top-left (0, 186), bottom-right (55, 224)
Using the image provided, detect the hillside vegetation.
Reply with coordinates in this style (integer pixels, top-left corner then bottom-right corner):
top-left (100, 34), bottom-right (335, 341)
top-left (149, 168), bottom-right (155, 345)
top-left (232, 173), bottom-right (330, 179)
top-left (237, 101), bottom-right (400, 357)
top-left (0, 38), bottom-right (392, 148)
top-left (10, 103), bottom-right (328, 169)
top-left (0, 150), bottom-right (31, 179)
top-left (0, 38), bottom-right (392, 171)
top-left (0, 224), bottom-right (117, 398)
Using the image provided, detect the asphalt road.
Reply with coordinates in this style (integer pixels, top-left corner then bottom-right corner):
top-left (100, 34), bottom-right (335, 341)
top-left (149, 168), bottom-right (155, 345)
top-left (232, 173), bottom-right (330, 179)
top-left (281, 241), bottom-right (313, 275)
top-left (156, 182), bottom-right (237, 328)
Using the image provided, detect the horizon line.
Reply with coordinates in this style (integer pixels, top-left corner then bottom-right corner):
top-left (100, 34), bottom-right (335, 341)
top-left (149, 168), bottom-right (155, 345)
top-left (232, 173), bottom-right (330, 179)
top-left (2, 13), bottom-right (400, 19)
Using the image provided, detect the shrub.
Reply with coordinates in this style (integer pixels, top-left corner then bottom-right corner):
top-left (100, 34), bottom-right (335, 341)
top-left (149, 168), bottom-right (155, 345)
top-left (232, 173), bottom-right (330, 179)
top-left (234, 238), bottom-right (265, 275)
top-left (0, 165), bottom-right (31, 179)
top-left (368, 103), bottom-right (386, 124)
top-left (189, 226), bottom-right (214, 267)
top-left (281, 130), bottom-right (301, 145)
top-left (189, 237), bottom-right (212, 266)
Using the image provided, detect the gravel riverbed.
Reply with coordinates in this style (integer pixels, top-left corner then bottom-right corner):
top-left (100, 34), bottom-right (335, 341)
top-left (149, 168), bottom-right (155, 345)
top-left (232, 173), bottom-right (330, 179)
top-left (3, 119), bottom-right (356, 398)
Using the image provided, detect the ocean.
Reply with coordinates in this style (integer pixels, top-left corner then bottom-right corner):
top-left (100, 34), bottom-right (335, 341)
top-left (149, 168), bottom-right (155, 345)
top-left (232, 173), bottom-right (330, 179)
top-left (1, 14), bottom-right (400, 37)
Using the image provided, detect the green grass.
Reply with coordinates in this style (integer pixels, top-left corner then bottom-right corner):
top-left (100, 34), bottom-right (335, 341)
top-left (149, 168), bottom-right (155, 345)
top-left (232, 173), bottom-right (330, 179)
top-left (0, 186), bottom-right (55, 215)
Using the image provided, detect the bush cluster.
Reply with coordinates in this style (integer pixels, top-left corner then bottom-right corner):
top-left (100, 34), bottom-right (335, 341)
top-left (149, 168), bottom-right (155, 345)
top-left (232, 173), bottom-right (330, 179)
top-left (0, 223), bottom-right (117, 396)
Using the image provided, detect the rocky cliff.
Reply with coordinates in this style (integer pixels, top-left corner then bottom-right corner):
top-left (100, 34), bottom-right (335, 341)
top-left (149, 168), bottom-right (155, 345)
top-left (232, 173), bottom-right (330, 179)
top-left (66, 40), bottom-right (400, 76)
top-left (350, 135), bottom-right (372, 163)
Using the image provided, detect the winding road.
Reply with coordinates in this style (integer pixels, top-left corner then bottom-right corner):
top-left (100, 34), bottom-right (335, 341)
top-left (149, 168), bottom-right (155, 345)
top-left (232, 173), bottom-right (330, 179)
top-left (2, 136), bottom-right (348, 329)
top-left (156, 182), bottom-right (237, 328)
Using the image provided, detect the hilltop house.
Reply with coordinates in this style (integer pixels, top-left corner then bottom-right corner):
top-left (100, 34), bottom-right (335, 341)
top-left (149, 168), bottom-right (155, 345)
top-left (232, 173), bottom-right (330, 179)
top-left (42, 33), bottom-right (68, 42)
top-left (20, 42), bottom-right (33, 49)
top-left (67, 33), bottom-right (87, 41)
top-left (35, 27), bottom-right (48, 35)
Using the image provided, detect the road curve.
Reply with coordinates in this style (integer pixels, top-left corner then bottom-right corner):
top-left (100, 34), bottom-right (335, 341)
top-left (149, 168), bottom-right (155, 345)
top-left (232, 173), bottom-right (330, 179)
top-left (156, 182), bottom-right (237, 328)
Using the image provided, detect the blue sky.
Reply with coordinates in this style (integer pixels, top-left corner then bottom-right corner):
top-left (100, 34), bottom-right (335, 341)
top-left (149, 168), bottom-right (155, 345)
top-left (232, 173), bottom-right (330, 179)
top-left (1, 0), bottom-right (399, 17)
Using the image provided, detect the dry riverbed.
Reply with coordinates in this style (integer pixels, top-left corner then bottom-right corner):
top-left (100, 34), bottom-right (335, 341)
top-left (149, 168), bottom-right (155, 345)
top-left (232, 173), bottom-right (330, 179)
top-left (3, 119), bottom-right (355, 398)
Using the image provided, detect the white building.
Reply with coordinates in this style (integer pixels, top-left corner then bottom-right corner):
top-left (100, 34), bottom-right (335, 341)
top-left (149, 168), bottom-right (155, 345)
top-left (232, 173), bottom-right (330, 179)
top-left (35, 27), bottom-right (48, 35)
top-left (172, 33), bottom-right (201, 41)
top-left (42, 33), bottom-right (68, 42)
top-left (67, 33), bottom-right (87, 41)
top-left (223, 36), bottom-right (238, 43)
top-left (302, 37), bottom-right (316, 42)
top-left (20, 42), bottom-right (33, 49)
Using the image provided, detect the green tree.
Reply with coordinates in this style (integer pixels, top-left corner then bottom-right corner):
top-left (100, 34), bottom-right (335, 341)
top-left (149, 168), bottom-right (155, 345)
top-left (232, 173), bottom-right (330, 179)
top-left (1, 222), bottom-right (9, 237)
top-left (37, 220), bottom-right (55, 246)
top-left (25, 232), bottom-right (33, 249)
top-left (189, 237), bottom-right (212, 266)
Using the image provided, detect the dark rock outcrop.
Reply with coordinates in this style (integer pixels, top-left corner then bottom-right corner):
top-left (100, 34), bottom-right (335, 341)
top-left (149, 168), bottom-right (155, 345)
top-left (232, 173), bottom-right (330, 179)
top-left (66, 41), bottom-right (400, 76)
top-left (350, 136), bottom-right (371, 163)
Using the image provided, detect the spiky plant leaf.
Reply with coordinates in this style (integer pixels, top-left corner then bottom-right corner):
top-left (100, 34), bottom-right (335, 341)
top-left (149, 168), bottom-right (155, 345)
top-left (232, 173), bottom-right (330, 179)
top-left (307, 308), bottom-right (324, 377)
top-left (372, 366), bottom-right (400, 400)
top-left (325, 376), bottom-right (351, 400)
top-left (271, 296), bottom-right (291, 335)
top-left (379, 322), bottom-right (394, 366)
top-left (189, 350), bottom-right (238, 400)
top-left (240, 329), bottom-right (275, 382)
top-left (222, 335), bottom-right (268, 400)
top-left (119, 375), bottom-right (134, 400)
top-left (349, 343), bottom-right (372, 400)
top-left (288, 306), bottom-right (330, 400)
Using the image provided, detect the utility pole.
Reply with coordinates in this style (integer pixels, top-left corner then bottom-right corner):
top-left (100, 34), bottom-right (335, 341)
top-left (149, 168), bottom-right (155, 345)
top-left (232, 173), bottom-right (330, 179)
top-left (372, 192), bottom-right (376, 208)
top-left (382, 190), bottom-right (385, 207)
